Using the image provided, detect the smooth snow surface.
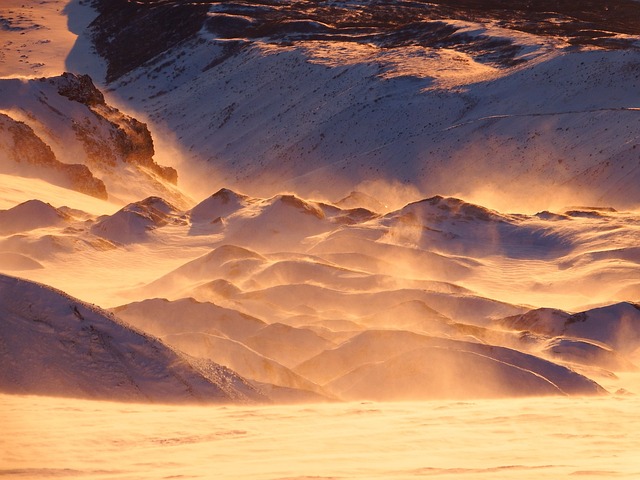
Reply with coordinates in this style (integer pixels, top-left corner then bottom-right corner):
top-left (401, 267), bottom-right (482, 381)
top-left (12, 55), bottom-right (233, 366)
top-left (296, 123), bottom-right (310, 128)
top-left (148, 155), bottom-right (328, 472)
top-left (0, 0), bottom-right (104, 80)
top-left (3, 388), bottom-right (640, 479)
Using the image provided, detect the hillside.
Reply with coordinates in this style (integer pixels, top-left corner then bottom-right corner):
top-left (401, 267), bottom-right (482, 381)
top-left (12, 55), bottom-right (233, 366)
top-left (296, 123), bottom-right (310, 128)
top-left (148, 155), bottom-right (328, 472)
top-left (79, 0), bottom-right (640, 212)
top-left (0, 274), bottom-right (264, 403)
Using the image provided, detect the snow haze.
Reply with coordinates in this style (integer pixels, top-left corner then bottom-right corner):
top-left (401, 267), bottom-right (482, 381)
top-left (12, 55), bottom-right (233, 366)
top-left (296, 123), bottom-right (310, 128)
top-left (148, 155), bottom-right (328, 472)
top-left (1, 0), bottom-right (640, 478)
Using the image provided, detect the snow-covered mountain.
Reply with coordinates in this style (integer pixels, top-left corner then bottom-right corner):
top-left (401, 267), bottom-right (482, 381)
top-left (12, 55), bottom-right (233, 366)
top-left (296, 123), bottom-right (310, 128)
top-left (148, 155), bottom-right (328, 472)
top-left (0, 274), bottom-right (264, 403)
top-left (1, 0), bottom-right (639, 404)
top-left (78, 0), bottom-right (640, 212)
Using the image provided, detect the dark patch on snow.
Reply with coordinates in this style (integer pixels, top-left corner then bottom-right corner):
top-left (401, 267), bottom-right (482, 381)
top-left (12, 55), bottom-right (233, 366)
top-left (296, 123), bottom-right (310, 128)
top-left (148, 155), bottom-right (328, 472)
top-left (90, 0), bottom-right (640, 81)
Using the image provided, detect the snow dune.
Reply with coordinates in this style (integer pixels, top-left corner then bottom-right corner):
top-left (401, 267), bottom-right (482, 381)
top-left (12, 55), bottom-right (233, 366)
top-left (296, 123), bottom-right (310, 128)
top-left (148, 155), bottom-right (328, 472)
top-left (1, 182), bottom-right (638, 401)
top-left (0, 274), bottom-right (263, 403)
top-left (0, 200), bottom-right (69, 235)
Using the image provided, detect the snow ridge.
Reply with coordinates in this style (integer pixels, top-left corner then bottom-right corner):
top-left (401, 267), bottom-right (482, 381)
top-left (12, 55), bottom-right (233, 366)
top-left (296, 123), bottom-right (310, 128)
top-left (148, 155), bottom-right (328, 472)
top-left (0, 274), bottom-right (264, 403)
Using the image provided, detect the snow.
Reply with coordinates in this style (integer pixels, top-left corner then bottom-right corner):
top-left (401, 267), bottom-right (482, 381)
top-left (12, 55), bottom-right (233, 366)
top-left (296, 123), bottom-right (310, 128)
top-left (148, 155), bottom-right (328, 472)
top-left (3, 391), bottom-right (640, 479)
top-left (91, 196), bottom-right (185, 244)
top-left (0, 0), bottom-right (105, 80)
top-left (1, 178), bottom-right (638, 402)
top-left (0, 274), bottom-right (263, 403)
top-left (0, 75), bottom-right (189, 207)
top-left (1, 3), bottom-right (640, 475)
top-left (0, 199), bottom-right (68, 235)
top-left (105, 33), bottom-right (640, 213)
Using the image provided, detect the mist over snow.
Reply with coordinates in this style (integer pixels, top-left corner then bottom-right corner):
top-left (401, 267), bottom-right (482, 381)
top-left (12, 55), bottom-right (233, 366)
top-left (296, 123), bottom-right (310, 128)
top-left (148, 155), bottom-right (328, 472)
top-left (1, 1), bottom-right (640, 478)
top-left (0, 274), bottom-right (263, 403)
top-left (1, 183), bottom-right (638, 402)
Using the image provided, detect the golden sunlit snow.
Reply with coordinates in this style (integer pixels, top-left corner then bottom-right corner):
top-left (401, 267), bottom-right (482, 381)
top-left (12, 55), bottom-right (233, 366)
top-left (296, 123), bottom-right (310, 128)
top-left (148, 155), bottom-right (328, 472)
top-left (1, 1), bottom-right (640, 479)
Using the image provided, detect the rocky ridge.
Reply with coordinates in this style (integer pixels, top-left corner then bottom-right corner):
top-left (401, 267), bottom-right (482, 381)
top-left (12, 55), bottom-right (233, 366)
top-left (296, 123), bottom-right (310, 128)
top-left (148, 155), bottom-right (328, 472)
top-left (0, 73), bottom-right (185, 205)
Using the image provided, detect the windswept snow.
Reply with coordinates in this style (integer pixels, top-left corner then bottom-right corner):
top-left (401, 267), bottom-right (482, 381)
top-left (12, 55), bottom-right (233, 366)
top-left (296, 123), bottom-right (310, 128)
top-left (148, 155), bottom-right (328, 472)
top-left (0, 274), bottom-right (263, 403)
top-left (0, 199), bottom-right (68, 235)
top-left (0, 73), bottom-right (188, 207)
top-left (0, 0), bottom-right (638, 403)
top-left (1, 2), bottom-right (640, 477)
top-left (0, 184), bottom-right (638, 402)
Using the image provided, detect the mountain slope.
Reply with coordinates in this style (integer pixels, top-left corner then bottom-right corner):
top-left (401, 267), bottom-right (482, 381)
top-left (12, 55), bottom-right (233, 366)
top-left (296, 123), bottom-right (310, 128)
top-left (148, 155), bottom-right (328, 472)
top-left (0, 274), bottom-right (263, 403)
top-left (81, 0), bottom-right (640, 211)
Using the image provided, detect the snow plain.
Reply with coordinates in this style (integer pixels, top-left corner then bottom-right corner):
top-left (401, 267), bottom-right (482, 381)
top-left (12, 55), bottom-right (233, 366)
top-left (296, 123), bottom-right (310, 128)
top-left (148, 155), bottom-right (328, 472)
top-left (1, 0), bottom-right (640, 478)
top-left (3, 387), bottom-right (640, 479)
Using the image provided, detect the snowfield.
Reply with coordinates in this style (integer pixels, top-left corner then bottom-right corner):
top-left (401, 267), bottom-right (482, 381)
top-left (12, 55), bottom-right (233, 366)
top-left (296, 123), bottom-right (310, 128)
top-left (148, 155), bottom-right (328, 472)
top-left (1, 0), bottom-right (640, 478)
top-left (1, 185), bottom-right (638, 402)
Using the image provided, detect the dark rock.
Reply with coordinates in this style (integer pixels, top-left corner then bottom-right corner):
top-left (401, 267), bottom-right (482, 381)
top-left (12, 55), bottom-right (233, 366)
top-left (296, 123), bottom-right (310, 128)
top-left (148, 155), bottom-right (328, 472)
top-left (53, 72), bottom-right (105, 107)
top-left (0, 113), bottom-right (108, 199)
top-left (89, 0), bottom-right (640, 81)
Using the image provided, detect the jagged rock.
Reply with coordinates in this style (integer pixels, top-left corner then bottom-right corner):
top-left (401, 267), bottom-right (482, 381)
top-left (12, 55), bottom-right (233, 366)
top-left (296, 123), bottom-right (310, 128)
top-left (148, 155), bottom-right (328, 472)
top-left (55, 72), bottom-right (105, 107)
top-left (0, 113), bottom-right (108, 199)
top-left (90, 0), bottom-right (210, 81)
top-left (0, 73), bottom-right (187, 205)
top-left (45, 72), bottom-right (178, 185)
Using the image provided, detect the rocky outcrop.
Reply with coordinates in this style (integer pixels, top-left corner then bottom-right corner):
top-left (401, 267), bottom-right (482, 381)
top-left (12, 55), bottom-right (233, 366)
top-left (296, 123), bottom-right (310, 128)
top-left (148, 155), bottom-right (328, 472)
top-left (0, 113), bottom-right (108, 199)
top-left (46, 72), bottom-right (178, 184)
top-left (56, 72), bottom-right (105, 107)
top-left (0, 73), bottom-right (186, 205)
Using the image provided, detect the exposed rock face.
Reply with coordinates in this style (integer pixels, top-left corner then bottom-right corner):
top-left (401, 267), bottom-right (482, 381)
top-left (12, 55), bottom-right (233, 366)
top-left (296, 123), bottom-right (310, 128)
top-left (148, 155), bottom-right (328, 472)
top-left (0, 73), bottom-right (186, 205)
top-left (47, 72), bottom-right (178, 185)
top-left (90, 0), bottom-right (640, 82)
top-left (56, 72), bottom-right (106, 107)
top-left (0, 113), bottom-right (108, 199)
top-left (91, 0), bottom-right (210, 82)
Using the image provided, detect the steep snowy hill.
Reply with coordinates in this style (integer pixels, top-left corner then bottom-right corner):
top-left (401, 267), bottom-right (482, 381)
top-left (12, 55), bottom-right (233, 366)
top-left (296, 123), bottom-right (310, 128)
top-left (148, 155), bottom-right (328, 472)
top-left (0, 274), bottom-right (263, 403)
top-left (499, 302), bottom-right (640, 359)
top-left (75, 0), bottom-right (640, 211)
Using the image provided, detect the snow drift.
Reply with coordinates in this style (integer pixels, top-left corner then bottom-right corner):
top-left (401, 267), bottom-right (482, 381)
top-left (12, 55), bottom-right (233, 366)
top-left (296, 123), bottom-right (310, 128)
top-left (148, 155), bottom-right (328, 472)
top-left (0, 274), bottom-right (263, 403)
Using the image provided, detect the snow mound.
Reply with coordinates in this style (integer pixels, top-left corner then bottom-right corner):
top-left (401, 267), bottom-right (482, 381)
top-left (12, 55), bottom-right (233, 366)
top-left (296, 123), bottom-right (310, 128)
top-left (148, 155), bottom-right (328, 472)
top-left (542, 337), bottom-right (636, 372)
top-left (114, 297), bottom-right (266, 342)
top-left (0, 199), bottom-right (69, 235)
top-left (189, 187), bottom-right (250, 224)
top-left (0, 274), bottom-right (263, 403)
top-left (91, 196), bottom-right (185, 244)
top-left (501, 302), bottom-right (640, 354)
top-left (214, 194), bottom-right (335, 252)
top-left (243, 323), bottom-right (336, 368)
top-left (383, 196), bottom-right (573, 259)
top-left (162, 331), bottom-right (330, 400)
top-left (327, 346), bottom-right (574, 401)
top-left (114, 297), bottom-right (333, 398)
top-left (395, 196), bottom-right (507, 224)
top-left (138, 244), bottom-right (266, 297)
top-left (296, 329), bottom-right (604, 399)
top-left (0, 252), bottom-right (44, 271)
top-left (336, 191), bottom-right (389, 213)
